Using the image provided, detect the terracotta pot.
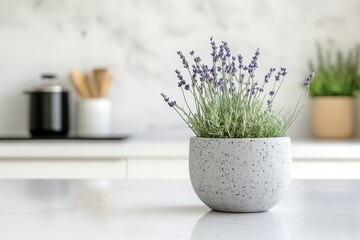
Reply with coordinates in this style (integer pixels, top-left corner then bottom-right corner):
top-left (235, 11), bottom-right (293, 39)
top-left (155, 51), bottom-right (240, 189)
top-left (312, 96), bottom-right (355, 139)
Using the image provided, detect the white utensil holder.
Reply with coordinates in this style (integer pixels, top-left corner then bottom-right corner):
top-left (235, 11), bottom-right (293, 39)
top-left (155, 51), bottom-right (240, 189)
top-left (76, 98), bottom-right (112, 137)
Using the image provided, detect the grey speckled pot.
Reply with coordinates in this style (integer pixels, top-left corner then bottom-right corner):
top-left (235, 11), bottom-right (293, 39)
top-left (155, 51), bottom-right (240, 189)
top-left (189, 137), bottom-right (291, 213)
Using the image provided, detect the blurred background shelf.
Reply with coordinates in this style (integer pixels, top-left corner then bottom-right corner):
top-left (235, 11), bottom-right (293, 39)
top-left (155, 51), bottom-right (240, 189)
top-left (0, 135), bottom-right (129, 141)
top-left (0, 138), bottom-right (359, 179)
top-left (1, 138), bottom-right (360, 159)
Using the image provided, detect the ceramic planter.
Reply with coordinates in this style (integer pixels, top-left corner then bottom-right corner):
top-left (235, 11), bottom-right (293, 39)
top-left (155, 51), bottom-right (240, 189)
top-left (189, 137), bottom-right (291, 213)
top-left (312, 96), bottom-right (355, 139)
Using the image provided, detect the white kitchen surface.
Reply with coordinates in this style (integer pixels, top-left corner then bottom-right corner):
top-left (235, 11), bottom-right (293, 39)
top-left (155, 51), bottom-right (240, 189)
top-left (0, 139), bottom-right (360, 179)
top-left (0, 179), bottom-right (358, 240)
top-left (1, 138), bottom-right (360, 159)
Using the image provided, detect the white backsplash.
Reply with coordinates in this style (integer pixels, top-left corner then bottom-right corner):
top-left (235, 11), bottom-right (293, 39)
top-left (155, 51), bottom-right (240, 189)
top-left (0, 0), bottom-right (360, 139)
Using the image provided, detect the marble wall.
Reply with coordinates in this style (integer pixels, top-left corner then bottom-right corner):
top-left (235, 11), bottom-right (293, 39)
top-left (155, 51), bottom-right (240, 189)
top-left (0, 0), bottom-right (360, 139)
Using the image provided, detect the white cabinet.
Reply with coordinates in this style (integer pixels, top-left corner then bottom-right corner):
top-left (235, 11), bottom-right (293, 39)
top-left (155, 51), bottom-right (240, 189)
top-left (0, 158), bottom-right (127, 179)
top-left (292, 159), bottom-right (360, 179)
top-left (127, 158), bottom-right (189, 179)
top-left (0, 140), bottom-right (190, 179)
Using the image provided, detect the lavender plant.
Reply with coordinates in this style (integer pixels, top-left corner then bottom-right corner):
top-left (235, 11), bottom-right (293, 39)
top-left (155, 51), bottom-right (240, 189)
top-left (161, 38), bottom-right (315, 138)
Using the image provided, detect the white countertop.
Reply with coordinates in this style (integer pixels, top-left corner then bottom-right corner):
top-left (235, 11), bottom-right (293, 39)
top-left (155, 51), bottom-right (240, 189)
top-left (1, 138), bottom-right (360, 160)
top-left (0, 179), bottom-right (359, 239)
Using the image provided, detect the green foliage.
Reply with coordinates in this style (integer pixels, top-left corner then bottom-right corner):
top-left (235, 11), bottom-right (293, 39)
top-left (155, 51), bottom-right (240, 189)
top-left (185, 97), bottom-right (289, 138)
top-left (309, 44), bottom-right (360, 97)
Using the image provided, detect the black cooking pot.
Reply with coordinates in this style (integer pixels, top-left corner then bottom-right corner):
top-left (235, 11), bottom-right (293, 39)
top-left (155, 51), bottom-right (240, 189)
top-left (25, 74), bottom-right (69, 137)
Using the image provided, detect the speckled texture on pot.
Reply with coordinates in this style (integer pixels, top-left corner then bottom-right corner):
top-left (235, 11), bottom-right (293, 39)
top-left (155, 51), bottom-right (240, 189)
top-left (189, 137), bottom-right (291, 213)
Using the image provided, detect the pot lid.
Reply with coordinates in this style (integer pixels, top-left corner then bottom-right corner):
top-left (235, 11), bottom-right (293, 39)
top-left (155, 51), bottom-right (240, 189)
top-left (35, 74), bottom-right (66, 93)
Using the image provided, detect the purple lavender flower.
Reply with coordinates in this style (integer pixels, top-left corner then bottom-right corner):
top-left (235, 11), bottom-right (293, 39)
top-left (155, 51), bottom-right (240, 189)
top-left (240, 74), bottom-right (245, 84)
top-left (160, 93), bottom-right (169, 102)
top-left (168, 101), bottom-right (176, 107)
top-left (280, 67), bottom-right (287, 76)
top-left (247, 49), bottom-right (260, 77)
top-left (210, 66), bottom-right (216, 75)
top-left (177, 51), bottom-right (189, 68)
top-left (217, 45), bottom-right (224, 63)
top-left (269, 90), bottom-right (275, 96)
top-left (222, 41), bottom-right (231, 57)
top-left (218, 78), bottom-right (224, 90)
top-left (251, 87), bottom-right (257, 95)
top-left (275, 71), bottom-right (281, 81)
top-left (229, 82), bottom-right (236, 93)
top-left (248, 68), bottom-right (255, 78)
top-left (189, 50), bottom-right (195, 56)
top-left (251, 82), bottom-right (259, 95)
top-left (197, 64), bottom-right (211, 83)
top-left (192, 65), bottom-right (197, 74)
top-left (264, 73), bottom-right (271, 83)
top-left (238, 54), bottom-right (244, 69)
top-left (230, 59), bottom-right (237, 76)
top-left (264, 67), bottom-right (276, 83)
top-left (210, 37), bottom-right (218, 62)
top-left (194, 56), bottom-right (201, 64)
top-left (199, 82), bottom-right (205, 94)
top-left (175, 70), bottom-right (183, 80)
top-left (210, 66), bottom-right (217, 82)
top-left (178, 81), bottom-right (185, 87)
top-left (191, 64), bottom-right (199, 85)
top-left (225, 65), bottom-right (231, 74)
top-left (184, 84), bottom-right (190, 90)
top-left (175, 69), bottom-right (186, 87)
top-left (267, 100), bottom-right (271, 106)
top-left (304, 70), bottom-right (316, 86)
top-left (192, 71), bottom-right (197, 79)
top-left (217, 41), bottom-right (230, 66)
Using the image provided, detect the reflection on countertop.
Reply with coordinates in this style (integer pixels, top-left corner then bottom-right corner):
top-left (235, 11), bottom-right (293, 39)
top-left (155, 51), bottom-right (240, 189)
top-left (192, 211), bottom-right (289, 240)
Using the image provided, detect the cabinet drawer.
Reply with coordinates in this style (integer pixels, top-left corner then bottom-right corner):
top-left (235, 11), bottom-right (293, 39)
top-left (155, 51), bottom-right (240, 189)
top-left (292, 160), bottom-right (360, 179)
top-left (0, 158), bottom-right (127, 179)
top-left (128, 158), bottom-right (189, 179)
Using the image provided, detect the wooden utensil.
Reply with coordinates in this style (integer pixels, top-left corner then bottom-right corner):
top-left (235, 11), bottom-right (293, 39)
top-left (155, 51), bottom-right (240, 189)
top-left (70, 69), bottom-right (90, 98)
top-left (93, 68), bottom-right (108, 97)
top-left (99, 74), bottom-right (113, 97)
top-left (84, 74), bottom-right (98, 98)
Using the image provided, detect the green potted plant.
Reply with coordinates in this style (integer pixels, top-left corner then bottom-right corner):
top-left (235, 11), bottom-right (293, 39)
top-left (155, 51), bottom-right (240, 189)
top-left (309, 44), bottom-right (360, 139)
top-left (161, 37), bottom-right (314, 212)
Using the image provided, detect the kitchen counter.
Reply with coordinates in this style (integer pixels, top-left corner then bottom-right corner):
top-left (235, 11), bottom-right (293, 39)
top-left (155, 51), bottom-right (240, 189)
top-left (0, 139), bottom-right (360, 178)
top-left (1, 138), bottom-right (360, 159)
top-left (0, 179), bottom-right (359, 239)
